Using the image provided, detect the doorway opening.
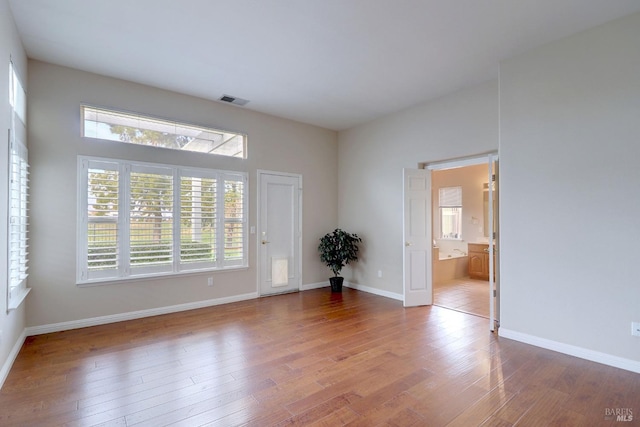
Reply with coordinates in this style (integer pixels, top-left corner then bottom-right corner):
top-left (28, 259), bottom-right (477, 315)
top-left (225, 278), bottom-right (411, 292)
top-left (432, 163), bottom-right (493, 318)
top-left (402, 153), bottom-right (499, 331)
top-left (430, 156), bottom-right (498, 328)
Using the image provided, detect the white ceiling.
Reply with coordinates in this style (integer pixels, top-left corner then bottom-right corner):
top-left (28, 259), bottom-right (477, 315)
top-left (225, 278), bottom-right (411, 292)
top-left (9, 1), bottom-right (640, 131)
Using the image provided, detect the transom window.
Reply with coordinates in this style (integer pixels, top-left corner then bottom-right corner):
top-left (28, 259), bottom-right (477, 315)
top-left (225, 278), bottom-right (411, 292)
top-left (439, 186), bottom-right (462, 240)
top-left (77, 156), bottom-right (247, 284)
top-left (81, 105), bottom-right (247, 159)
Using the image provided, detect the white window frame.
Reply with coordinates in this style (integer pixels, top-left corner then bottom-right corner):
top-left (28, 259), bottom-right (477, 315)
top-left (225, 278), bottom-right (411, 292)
top-left (77, 156), bottom-right (248, 285)
top-left (81, 105), bottom-right (248, 159)
top-left (7, 61), bottom-right (30, 310)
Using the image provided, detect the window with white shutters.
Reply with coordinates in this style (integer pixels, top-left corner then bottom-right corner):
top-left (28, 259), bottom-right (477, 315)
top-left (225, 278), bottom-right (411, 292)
top-left (129, 167), bottom-right (174, 275)
top-left (180, 174), bottom-right (217, 267)
top-left (8, 61), bottom-right (30, 309)
top-left (78, 156), bottom-right (247, 284)
top-left (223, 177), bottom-right (245, 265)
top-left (86, 162), bottom-right (119, 280)
top-left (8, 139), bottom-right (29, 302)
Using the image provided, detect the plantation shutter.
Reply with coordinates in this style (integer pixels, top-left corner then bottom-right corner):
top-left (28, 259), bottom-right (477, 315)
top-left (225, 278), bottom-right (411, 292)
top-left (439, 187), bottom-right (462, 207)
top-left (8, 61), bottom-right (30, 308)
top-left (223, 175), bottom-right (246, 266)
top-left (8, 138), bottom-right (29, 296)
top-left (129, 165), bottom-right (174, 275)
top-left (180, 172), bottom-right (217, 269)
top-left (78, 157), bottom-right (249, 284)
top-left (86, 161), bottom-right (120, 280)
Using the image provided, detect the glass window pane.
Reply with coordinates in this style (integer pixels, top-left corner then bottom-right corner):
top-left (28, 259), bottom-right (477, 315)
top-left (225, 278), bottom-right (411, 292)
top-left (441, 207), bottom-right (462, 239)
top-left (82, 106), bottom-right (247, 159)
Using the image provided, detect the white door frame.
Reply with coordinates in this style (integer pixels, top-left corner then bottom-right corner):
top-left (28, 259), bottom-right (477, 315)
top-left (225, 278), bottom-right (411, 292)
top-left (417, 152), bottom-right (500, 331)
top-left (486, 154), bottom-right (498, 331)
top-left (256, 170), bottom-right (303, 296)
top-left (490, 156), bottom-right (499, 331)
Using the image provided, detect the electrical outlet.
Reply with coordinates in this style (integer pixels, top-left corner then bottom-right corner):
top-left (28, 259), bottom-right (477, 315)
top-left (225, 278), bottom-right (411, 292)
top-left (632, 322), bottom-right (640, 337)
top-left (207, 277), bottom-right (214, 287)
top-left (377, 270), bottom-right (382, 278)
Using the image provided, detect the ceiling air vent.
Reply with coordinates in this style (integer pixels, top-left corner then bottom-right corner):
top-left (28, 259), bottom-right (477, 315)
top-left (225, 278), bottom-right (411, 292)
top-left (219, 94), bottom-right (249, 106)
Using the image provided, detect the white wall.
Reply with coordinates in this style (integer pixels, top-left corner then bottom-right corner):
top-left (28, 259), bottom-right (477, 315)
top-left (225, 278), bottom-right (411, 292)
top-left (26, 61), bottom-right (338, 328)
top-left (500, 12), bottom-right (640, 363)
top-left (0, 0), bottom-right (28, 385)
top-left (338, 81), bottom-right (499, 295)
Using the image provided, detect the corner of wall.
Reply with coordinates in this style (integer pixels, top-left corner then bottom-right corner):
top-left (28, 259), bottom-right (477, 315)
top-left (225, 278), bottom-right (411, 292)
top-left (0, 0), bottom-right (29, 390)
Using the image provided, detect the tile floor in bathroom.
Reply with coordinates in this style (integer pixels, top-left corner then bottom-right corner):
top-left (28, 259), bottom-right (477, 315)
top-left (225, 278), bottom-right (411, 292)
top-left (433, 277), bottom-right (491, 318)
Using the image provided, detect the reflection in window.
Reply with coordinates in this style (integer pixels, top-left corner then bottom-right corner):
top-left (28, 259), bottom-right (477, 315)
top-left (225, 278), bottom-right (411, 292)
top-left (82, 106), bottom-right (247, 159)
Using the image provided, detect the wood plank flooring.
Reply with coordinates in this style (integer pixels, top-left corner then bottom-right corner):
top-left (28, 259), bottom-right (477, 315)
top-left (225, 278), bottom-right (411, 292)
top-left (1, 288), bottom-right (638, 426)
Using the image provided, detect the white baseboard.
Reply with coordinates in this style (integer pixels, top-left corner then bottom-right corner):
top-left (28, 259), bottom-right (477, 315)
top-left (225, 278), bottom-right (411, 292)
top-left (26, 292), bottom-right (258, 336)
top-left (22, 282), bottom-right (402, 337)
top-left (0, 329), bottom-right (27, 390)
top-left (499, 328), bottom-right (640, 374)
top-left (300, 280), bottom-right (403, 302)
top-left (300, 281), bottom-right (329, 291)
top-left (344, 281), bottom-right (403, 301)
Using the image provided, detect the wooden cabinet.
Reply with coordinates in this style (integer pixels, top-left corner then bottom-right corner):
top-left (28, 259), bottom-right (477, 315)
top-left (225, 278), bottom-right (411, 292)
top-left (468, 243), bottom-right (494, 281)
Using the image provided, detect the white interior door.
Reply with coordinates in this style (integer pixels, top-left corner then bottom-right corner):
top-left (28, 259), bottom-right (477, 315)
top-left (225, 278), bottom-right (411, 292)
top-left (258, 171), bottom-right (301, 296)
top-left (403, 168), bottom-right (432, 307)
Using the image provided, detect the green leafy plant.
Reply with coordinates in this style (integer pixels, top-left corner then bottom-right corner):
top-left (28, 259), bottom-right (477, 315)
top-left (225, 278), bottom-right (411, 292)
top-left (318, 229), bottom-right (362, 277)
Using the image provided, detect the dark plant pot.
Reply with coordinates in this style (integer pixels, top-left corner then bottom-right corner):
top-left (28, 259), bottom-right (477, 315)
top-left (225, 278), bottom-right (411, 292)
top-left (329, 276), bottom-right (344, 292)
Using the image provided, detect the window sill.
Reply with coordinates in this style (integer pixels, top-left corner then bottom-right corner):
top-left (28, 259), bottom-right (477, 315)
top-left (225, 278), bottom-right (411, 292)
top-left (76, 266), bottom-right (248, 287)
top-left (8, 287), bottom-right (31, 311)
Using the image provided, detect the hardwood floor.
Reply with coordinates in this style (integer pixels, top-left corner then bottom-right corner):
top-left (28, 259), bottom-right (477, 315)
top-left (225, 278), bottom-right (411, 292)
top-left (1, 288), bottom-right (638, 426)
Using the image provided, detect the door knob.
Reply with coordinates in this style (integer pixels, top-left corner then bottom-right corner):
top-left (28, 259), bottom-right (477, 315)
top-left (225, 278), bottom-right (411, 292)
top-left (405, 242), bottom-right (412, 247)
top-left (262, 240), bottom-right (270, 245)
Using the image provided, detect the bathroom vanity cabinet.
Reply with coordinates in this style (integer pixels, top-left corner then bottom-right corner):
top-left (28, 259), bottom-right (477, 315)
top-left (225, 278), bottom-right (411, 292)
top-left (468, 243), bottom-right (494, 281)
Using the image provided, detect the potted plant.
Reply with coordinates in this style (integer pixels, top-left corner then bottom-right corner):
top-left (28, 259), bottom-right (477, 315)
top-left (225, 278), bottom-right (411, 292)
top-left (318, 228), bottom-right (362, 292)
